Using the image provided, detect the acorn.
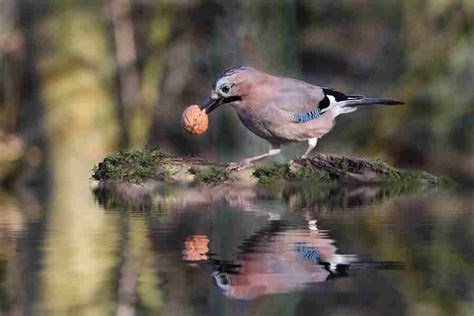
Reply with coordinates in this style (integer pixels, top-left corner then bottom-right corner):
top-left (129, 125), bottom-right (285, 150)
top-left (182, 105), bottom-right (209, 135)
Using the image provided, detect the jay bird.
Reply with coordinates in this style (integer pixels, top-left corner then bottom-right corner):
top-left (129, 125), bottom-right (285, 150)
top-left (202, 66), bottom-right (404, 170)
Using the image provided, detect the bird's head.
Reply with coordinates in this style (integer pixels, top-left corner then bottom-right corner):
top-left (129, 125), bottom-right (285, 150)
top-left (202, 66), bottom-right (256, 114)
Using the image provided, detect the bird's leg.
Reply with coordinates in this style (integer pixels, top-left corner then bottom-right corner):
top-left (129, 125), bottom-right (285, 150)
top-left (227, 145), bottom-right (281, 171)
top-left (301, 138), bottom-right (318, 159)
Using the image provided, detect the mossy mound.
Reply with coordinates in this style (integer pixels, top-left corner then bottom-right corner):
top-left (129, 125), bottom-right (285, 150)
top-left (188, 166), bottom-right (230, 186)
top-left (92, 149), bottom-right (451, 187)
top-left (91, 148), bottom-right (166, 183)
top-left (92, 149), bottom-right (230, 186)
top-left (252, 154), bottom-right (451, 185)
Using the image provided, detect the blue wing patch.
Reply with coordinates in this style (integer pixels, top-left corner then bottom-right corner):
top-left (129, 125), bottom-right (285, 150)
top-left (293, 108), bottom-right (322, 123)
top-left (294, 245), bottom-right (320, 264)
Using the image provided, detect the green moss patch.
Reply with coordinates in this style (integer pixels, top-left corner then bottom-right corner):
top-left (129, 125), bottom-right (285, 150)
top-left (92, 148), bottom-right (166, 183)
top-left (369, 159), bottom-right (450, 184)
top-left (92, 150), bottom-right (451, 187)
top-left (253, 164), bottom-right (289, 184)
top-left (251, 155), bottom-right (450, 185)
top-left (253, 161), bottom-right (333, 184)
top-left (289, 161), bottom-right (333, 181)
top-left (189, 166), bottom-right (229, 186)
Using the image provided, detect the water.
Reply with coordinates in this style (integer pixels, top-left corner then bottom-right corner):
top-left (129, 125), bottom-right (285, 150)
top-left (0, 183), bottom-right (472, 315)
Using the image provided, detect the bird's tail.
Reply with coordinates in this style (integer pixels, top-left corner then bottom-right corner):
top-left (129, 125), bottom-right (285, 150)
top-left (327, 97), bottom-right (404, 116)
top-left (343, 97), bottom-right (405, 107)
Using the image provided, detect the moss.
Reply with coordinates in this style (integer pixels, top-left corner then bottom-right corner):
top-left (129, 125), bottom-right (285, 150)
top-left (332, 157), bottom-right (350, 172)
top-left (190, 166), bottom-right (229, 186)
top-left (291, 163), bottom-right (332, 181)
top-left (92, 150), bottom-right (452, 187)
top-left (201, 167), bottom-right (229, 185)
top-left (252, 156), bottom-right (450, 185)
top-left (253, 164), bottom-right (289, 183)
top-left (188, 167), bottom-right (197, 175)
top-left (370, 159), bottom-right (449, 184)
top-left (160, 166), bottom-right (177, 182)
top-left (91, 148), bottom-right (166, 183)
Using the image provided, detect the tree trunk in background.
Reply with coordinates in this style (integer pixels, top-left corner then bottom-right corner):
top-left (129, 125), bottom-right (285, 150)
top-left (0, 0), bottom-right (51, 187)
top-left (107, 0), bottom-right (140, 148)
top-left (33, 3), bottom-right (122, 314)
top-left (0, 0), bottom-right (18, 131)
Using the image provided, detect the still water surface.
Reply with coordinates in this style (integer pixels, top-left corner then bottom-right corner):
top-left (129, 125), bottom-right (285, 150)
top-left (0, 183), bottom-right (472, 315)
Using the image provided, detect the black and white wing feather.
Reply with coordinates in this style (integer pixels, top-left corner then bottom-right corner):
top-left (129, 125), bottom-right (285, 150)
top-left (273, 78), bottom-right (404, 123)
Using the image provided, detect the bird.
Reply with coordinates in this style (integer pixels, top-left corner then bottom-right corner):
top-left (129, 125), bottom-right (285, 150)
top-left (201, 66), bottom-right (404, 170)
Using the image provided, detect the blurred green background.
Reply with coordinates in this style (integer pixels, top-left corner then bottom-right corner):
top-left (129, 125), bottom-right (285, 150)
top-left (1, 0), bottom-right (473, 186)
top-left (0, 1), bottom-right (473, 315)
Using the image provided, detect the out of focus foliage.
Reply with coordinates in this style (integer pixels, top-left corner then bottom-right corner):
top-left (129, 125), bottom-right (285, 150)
top-left (0, 0), bottom-right (473, 184)
top-left (0, 2), bottom-right (471, 315)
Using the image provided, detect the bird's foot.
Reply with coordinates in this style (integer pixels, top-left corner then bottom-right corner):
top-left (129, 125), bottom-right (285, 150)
top-left (226, 159), bottom-right (254, 171)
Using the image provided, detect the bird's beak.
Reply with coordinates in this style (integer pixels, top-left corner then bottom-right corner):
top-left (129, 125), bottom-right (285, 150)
top-left (201, 91), bottom-right (222, 114)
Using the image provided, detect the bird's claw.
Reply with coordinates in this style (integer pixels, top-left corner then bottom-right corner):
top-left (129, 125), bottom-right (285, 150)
top-left (226, 159), bottom-right (254, 171)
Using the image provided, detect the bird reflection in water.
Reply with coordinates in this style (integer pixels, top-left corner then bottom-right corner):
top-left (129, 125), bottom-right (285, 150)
top-left (213, 221), bottom-right (357, 300)
top-left (182, 220), bottom-right (360, 300)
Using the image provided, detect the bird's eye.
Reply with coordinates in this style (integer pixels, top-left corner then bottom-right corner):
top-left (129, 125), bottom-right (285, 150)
top-left (220, 84), bottom-right (231, 94)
